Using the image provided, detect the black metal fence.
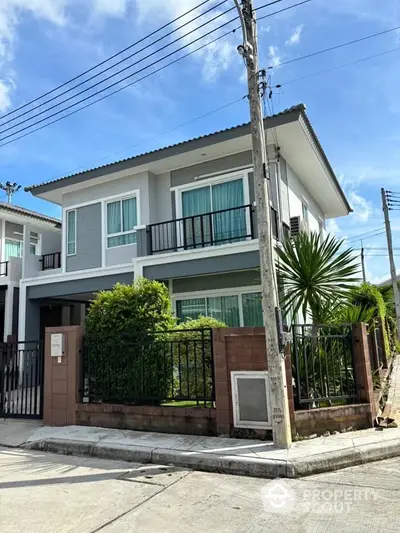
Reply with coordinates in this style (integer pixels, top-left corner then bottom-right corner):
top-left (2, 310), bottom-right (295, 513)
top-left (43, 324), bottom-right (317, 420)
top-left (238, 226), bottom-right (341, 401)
top-left (82, 329), bottom-right (215, 407)
top-left (41, 252), bottom-right (61, 270)
top-left (0, 341), bottom-right (44, 419)
top-left (291, 324), bottom-right (357, 409)
top-left (147, 204), bottom-right (255, 255)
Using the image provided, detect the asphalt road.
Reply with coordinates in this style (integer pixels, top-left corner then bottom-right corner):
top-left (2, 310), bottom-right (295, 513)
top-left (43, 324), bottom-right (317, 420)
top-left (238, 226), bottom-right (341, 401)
top-left (0, 446), bottom-right (399, 532)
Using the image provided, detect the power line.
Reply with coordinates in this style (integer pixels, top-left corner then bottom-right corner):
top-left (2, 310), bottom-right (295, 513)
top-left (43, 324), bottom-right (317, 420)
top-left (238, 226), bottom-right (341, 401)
top-left (268, 24), bottom-right (400, 69)
top-left (37, 95), bottom-right (247, 184)
top-left (346, 227), bottom-right (386, 242)
top-left (0, 0), bottom-right (308, 148)
top-left (258, 0), bottom-right (312, 23)
top-left (0, 3), bottom-right (237, 137)
top-left (0, 0), bottom-right (216, 122)
top-left (278, 45), bottom-right (400, 86)
top-left (0, 0), bottom-right (288, 132)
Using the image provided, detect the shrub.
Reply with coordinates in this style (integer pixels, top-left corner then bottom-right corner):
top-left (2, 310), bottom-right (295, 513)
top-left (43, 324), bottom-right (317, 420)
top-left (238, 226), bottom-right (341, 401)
top-left (171, 316), bottom-right (227, 403)
top-left (84, 278), bottom-right (176, 405)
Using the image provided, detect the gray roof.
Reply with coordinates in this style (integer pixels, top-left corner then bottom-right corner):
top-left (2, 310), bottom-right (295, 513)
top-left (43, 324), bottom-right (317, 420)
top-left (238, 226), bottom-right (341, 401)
top-left (24, 103), bottom-right (350, 212)
top-left (0, 202), bottom-right (61, 227)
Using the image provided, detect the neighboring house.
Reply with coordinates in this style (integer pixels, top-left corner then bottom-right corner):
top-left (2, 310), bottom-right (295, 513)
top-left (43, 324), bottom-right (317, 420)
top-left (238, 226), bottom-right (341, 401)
top-left (0, 202), bottom-right (60, 342)
top-left (20, 104), bottom-right (351, 342)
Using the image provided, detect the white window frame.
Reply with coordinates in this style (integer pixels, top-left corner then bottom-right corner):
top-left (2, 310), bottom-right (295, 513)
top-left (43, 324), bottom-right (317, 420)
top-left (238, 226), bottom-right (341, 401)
top-left (231, 371), bottom-right (272, 429)
top-left (173, 285), bottom-right (262, 327)
top-left (66, 209), bottom-right (77, 257)
top-left (105, 193), bottom-right (139, 250)
top-left (173, 171), bottom-right (252, 247)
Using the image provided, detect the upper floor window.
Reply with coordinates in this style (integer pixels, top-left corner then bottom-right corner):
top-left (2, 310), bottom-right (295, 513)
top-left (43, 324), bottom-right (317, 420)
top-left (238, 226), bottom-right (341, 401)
top-left (4, 239), bottom-right (22, 260)
top-left (180, 177), bottom-right (248, 245)
top-left (67, 209), bottom-right (76, 256)
top-left (107, 196), bottom-right (137, 248)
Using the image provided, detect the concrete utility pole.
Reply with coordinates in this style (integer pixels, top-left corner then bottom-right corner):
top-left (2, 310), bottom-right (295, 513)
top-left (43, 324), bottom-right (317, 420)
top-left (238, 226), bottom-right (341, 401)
top-left (360, 240), bottom-right (366, 283)
top-left (234, 0), bottom-right (292, 448)
top-left (381, 188), bottom-right (400, 340)
top-left (0, 181), bottom-right (21, 203)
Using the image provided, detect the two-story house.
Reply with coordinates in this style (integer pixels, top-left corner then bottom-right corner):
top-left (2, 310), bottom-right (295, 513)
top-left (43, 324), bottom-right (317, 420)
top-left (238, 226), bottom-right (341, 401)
top-left (19, 104), bottom-right (351, 342)
top-left (0, 202), bottom-right (60, 342)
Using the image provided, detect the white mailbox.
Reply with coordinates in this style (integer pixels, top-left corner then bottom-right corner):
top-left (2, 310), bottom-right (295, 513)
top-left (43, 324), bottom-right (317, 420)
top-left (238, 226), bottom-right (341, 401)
top-left (51, 333), bottom-right (65, 358)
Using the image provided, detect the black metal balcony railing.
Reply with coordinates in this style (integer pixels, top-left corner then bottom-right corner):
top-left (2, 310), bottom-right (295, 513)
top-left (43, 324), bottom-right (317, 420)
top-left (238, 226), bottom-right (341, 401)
top-left (41, 252), bottom-right (61, 271)
top-left (0, 261), bottom-right (8, 277)
top-left (147, 204), bottom-right (255, 255)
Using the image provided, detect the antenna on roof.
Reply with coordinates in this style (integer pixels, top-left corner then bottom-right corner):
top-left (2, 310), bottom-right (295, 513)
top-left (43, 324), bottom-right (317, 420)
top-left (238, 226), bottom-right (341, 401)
top-left (0, 181), bottom-right (21, 203)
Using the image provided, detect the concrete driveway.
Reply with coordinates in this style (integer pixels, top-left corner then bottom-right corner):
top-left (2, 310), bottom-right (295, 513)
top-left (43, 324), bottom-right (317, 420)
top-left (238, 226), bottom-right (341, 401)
top-left (0, 447), bottom-right (399, 532)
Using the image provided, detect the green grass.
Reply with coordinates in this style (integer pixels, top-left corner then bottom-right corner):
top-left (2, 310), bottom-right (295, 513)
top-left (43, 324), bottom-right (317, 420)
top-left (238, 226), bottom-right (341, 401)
top-left (162, 400), bottom-right (214, 408)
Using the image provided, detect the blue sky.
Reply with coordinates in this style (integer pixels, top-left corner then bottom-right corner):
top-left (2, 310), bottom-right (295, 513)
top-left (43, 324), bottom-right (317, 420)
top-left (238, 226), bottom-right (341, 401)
top-left (0, 0), bottom-right (399, 283)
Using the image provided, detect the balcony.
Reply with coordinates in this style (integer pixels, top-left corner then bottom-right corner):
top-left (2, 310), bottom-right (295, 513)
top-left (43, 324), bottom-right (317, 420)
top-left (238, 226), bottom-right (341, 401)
top-left (40, 252), bottom-right (61, 271)
top-left (146, 204), bottom-right (257, 256)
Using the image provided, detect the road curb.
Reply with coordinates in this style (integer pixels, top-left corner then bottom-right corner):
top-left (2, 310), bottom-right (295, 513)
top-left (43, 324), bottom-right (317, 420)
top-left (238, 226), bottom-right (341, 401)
top-left (23, 436), bottom-right (400, 479)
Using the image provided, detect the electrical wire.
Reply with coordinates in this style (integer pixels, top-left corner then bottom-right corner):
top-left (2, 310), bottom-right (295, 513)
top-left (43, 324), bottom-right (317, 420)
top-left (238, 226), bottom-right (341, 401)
top-left (258, 0), bottom-right (312, 23)
top-left (278, 45), bottom-right (400, 86)
top-left (0, 4), bottom-right (238, 136)
top-left (345, 227), bottom-right (386, 242)
top-left (0, 0), bottom-right (288, 131)
top-left (0, 0), bottom-right (309, 148)
top-left (268, 24), bottom-right (400, 69)
top-left (38, 95), bottom-right (247, 184)
top-left (0, 0), bottom-right (216, 122)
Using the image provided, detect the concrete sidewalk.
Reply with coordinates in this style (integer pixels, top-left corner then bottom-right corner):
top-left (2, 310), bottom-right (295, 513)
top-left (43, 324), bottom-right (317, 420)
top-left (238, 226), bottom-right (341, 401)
top-left (22, 423), bottom-right (400, 479)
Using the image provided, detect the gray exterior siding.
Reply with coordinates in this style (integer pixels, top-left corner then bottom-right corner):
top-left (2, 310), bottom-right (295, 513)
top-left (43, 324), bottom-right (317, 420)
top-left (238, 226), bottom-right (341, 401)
top-left (105, 244), bottom-right (136, 266)
top-left (172, 269), bottom-right (261, 293)
top-left (66, 203), bottom-right (102, 272)
top-left (143, 251), bottom-right (260, 280)
top-left (171, 151), bottom-right (252, 188)
top-left (27, 271), bottom-right (133, 300)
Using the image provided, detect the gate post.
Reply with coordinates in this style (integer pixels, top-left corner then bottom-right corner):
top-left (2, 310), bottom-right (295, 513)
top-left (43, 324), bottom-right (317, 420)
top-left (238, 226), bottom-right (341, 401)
top-left (43, 326), bottom-right (83, 426)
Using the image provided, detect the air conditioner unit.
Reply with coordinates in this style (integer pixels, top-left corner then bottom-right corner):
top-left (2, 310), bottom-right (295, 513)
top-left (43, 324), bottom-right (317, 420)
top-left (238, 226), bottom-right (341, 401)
top-left (231, 371), bottom-right (271, 429)
top-left (290, 216), bottom-right (309, 237)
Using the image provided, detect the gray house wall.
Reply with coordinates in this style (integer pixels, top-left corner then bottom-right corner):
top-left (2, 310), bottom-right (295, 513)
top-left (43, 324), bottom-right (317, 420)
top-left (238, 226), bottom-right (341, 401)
top-left (143, 251), bottom-right (260, 280)
top-left (172, 269), bottom-right (261, 293)
top-left (66, 203), bottom-right (102, 272)
top-left (170, 151), bottom-right (253, 188)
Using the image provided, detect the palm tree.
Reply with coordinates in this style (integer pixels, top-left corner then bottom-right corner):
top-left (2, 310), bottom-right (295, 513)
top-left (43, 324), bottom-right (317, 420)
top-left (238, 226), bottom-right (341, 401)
top-left (276, 231), bottom-right (360, 323)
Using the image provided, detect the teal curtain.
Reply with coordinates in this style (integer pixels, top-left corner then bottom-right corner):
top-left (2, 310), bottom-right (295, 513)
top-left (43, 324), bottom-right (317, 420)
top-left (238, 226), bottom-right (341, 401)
top-left (5, 239), bottom-right (22, 260)
top-left (242, 292), bottom-right (263, 326)
top-left (122, 198), bottom-right (137, 231)
top-left (182, 186), bottom-right (211, 247)
top-left (176, 298), bottom-right (207, 321)
top-left (67, 210), bottom-right (76, 255)
top-left (107, 201), bottom-right (121, 234)
top-left (207, 295), bottom-right (240, 327)
top-left (212, 179), bottom-right (245, 243)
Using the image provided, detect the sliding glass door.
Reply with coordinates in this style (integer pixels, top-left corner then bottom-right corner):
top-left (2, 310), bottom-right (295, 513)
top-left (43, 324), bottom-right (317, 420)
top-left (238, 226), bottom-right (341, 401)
top-left (181, 177), bottom-right (247, 248)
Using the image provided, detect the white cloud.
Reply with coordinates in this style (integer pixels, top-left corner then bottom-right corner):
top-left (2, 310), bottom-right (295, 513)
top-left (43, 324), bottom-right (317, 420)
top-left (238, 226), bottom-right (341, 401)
top-left (0, 79), bottom-right (12, 111)
top-left (268, 45), bottom-right (281, 67)
top-left (348, 191), bottom-right (373, 222)
top-left (90, 0), bottom-right (132, 18)
top-left (134, 0), bottom-right (237, 81)
top-left (285, 24), bottom-right (303, 46)
top-left (326, 219), bottom-right (340, 236)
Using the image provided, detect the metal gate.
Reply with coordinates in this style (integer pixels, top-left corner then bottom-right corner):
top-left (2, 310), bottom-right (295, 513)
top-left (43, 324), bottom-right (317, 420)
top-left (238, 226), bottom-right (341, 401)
top-left (0, 341), bottom-right (44, 419)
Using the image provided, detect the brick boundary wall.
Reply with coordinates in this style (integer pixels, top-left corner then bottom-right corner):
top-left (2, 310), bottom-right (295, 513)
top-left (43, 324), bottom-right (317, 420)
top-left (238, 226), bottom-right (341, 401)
top-left (76, 404), bottom-right (216, 436)
top-left (213, 327), bottom-right (295, 438)
top-left (294, 404), bottom-right (372, 437)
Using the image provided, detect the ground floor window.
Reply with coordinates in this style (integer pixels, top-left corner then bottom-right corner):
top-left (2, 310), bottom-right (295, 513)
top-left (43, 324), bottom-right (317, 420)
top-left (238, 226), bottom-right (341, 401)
top-left (176, 290), bottom-right (263, 327)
